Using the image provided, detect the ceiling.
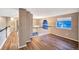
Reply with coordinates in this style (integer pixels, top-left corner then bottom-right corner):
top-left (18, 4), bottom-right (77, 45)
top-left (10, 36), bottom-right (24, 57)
top-left (0, 8), bottom-right (18, 17)
top-left (0, 8), bottom-right (78, 18)
top-left (27, 8), bottom-right (79, 19)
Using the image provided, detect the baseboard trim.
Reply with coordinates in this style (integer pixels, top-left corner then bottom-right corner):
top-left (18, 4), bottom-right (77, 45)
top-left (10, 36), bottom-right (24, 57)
top-left (26, 40), bottom-right (31, 43)
top-left (0, 32), bottom-right (11, 49)
top-left (51, 33), bottom-right (78, 42)
top-left (18, 39), bottom-right (31, 49)
top-left (0, 38), bottom-right (7, 49)
top-left (18, 44), bottom-right (27, 49)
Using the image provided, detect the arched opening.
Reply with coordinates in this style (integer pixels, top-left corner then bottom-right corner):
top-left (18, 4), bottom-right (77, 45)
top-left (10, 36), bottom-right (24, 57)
top-left (42, 20), bottom-right (48, 30)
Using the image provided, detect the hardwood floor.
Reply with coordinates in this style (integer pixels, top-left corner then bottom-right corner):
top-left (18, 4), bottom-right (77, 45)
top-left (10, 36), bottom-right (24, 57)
top-left (26, 34), bottom-right (78, 50)
top-left (1, 32), bottom-right (78, 50)
top-left (2, 32), bottom-right (18, 50)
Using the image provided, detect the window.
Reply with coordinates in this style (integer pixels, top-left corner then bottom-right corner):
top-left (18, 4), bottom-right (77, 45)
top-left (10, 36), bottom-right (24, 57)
top-left (42, 20), bottom-right (48, 30)
top-left (56, 17), bottom-right (72, 30)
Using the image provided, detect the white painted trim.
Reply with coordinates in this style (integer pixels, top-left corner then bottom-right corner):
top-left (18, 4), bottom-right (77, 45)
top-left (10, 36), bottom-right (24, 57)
top-left (18, 44), bottom-right (27, 49)
top-left (0, 38), bottom-right (7, 49)
top-left (38, 33), bottom-right (48, 36)
top-left (70, 39), bottom-right (78, 42)
top-left (31, 33), bottom-right (49, 37)
top-left (26, 40), bottom-right (31, 43)
top-left (17, 32), bottom-right (19, 49)
top-left (18, 40), bottom-right (31, 49)
top-left (51, 33), bottom-right (78, 42)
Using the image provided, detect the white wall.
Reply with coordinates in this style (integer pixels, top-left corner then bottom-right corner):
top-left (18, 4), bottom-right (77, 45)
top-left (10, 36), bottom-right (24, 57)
top-left (0, 17), bottom-right (7, 29)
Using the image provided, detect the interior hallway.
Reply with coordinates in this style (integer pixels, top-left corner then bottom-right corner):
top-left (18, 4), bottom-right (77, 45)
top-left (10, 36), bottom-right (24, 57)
top-left (0, 8), bottom-right (79, 50)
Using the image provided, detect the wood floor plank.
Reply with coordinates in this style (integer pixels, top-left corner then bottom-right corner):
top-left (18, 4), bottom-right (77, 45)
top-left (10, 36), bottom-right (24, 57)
top-left (1, 32), bottom-right (78, 50)
top-left (26, 34), bottom-right (78, 50)
top-left (2, 32), bottom-right (18, 50)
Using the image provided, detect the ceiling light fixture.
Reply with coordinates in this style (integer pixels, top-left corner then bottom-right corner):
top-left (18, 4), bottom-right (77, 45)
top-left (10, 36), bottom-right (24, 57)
top-left (11, 18), bottom-right (14, 21)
